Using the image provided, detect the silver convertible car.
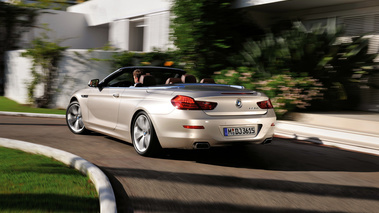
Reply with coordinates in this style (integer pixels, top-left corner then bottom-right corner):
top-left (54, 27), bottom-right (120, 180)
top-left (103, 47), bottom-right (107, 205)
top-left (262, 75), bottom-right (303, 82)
top-left (66, 66), bottom-right (276, 156)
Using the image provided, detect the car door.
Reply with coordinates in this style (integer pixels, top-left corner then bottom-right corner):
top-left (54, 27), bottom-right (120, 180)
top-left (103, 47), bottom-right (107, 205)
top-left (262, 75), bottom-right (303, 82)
top-left (87, 71), bottom-right (133, 131)
top-left (87, 87), bottom-right (124, 130)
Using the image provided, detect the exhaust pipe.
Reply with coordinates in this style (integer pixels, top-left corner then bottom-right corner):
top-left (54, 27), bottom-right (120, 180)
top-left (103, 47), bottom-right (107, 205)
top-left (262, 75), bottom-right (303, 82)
top-left (262, 138), bottom-right (273, 144)
top-left (193, 142), bottom-right (210, 149)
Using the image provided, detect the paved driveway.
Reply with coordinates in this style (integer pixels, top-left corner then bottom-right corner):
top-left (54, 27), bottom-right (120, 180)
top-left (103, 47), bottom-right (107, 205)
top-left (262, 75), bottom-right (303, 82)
top-left (1, 115), bottom-right (379, 212)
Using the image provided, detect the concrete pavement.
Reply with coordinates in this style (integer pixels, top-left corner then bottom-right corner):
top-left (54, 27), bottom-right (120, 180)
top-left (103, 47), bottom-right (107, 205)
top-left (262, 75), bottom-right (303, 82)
top-left (1, 110), bottom-right (378, 156)
top-left (0, 110), bottom-right (378, 212)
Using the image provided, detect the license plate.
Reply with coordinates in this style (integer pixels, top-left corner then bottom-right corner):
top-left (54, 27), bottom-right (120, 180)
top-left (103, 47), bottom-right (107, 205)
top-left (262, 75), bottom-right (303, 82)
top-left (223, 127), bottom-right (256, 136)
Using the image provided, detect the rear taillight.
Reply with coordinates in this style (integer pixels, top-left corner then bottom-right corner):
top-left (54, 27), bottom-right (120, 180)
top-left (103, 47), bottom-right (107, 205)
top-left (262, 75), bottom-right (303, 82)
top-left (196, 101), bottom-right (218, 110)
top-left (257, 99), bottom-right (274, 109)
top-left (171, 95), bottom-right (217, 110)
top-left (171, 95), bottom-right (199, 110)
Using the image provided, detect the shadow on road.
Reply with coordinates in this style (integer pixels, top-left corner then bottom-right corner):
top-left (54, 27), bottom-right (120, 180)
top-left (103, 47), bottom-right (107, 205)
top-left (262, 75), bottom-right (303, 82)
top-left (98, 133), bottom-right (379, 172)
top-left (97, 136), bottom-right (379, 172)
top-left (103, 166), bottom-right (379, 201)
top-left (82, 133), bottom-right (379, 213)
top-left (153, 138), bottom-right (379, 172)
top-left (102, 165), bottom-right (379, 213)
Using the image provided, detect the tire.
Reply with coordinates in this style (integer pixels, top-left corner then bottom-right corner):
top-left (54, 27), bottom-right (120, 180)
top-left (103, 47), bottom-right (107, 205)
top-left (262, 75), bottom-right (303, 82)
top-left (66, 101), bottom-right (88, 134)
top-left (132, 111), bottom-right (161, 156)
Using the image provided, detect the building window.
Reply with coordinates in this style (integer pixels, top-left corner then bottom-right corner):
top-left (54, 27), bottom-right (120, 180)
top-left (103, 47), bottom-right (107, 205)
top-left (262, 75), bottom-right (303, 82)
top-left (337, 14), bottom-right (379, 54)
top-left (337, 14), bottom-right (379, 36)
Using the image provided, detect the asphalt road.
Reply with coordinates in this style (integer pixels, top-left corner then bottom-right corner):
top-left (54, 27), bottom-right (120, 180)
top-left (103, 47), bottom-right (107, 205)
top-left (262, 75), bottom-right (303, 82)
top-left (1, 115), bottom-right (379, 213)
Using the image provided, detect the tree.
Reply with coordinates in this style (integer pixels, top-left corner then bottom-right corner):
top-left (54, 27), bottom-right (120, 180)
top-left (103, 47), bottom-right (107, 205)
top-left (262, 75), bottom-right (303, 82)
top-left (13, 0), bottom-right (87, 10)
top-left (171, 0), bottom-right (262, 79)
top-left (21, 28), bottom-right (68, 108)
top-left (0, 2), bottom-right (37, 95)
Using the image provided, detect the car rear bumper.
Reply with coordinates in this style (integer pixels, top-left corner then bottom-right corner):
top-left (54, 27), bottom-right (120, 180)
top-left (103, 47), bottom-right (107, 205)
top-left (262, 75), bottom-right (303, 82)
top-left (150, 109), bottom-right (276, 149)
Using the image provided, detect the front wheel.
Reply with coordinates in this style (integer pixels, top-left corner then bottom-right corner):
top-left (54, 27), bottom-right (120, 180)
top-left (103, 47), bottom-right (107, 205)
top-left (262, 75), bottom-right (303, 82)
top-left (132, 111), bottom-right (161, 156)
top-left (66, 101), bottom-right (88, 134)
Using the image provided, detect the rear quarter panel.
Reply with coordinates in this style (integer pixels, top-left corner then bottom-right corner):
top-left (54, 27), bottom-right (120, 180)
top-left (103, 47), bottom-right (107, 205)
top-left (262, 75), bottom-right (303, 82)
top-left (114, 88), bottom-right (176, 142)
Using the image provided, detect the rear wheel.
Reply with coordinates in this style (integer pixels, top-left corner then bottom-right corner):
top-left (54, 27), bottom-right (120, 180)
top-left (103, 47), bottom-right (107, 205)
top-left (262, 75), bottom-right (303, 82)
top-left (132, 111), bottom-right (161, 156)
top-left (66, 101), bottom-right (88, 134)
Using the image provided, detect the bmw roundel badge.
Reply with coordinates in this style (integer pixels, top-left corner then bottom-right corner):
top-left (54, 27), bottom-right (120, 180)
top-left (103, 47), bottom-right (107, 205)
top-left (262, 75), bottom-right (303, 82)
top-left (236, 99), bottom-right (242, 108)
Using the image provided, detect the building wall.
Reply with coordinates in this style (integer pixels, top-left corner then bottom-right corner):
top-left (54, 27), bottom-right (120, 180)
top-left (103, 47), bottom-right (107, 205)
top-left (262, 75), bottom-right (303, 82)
top-left (17, 1), bottom-right (173, 52)
top-left (108, 11), bottom-right (172, 52)
top-left (68, 0), bottom-right (172, 51)
top-left (4, 1), bottom-right (174, 107)
top-left (4, 50), bottom-right (32, 105)
top-left (67, 0), bottom-right (171, 26)
top-left (20, 9), bottom-right (109, 50)
top-left (234, 0), bottom-right (285, 8)
top-left (109, 19), bottom-right (130, 51)
top-left (4, 50), bottom-right (115, 108)
top-left (145, 11), bottom-right (173, 52)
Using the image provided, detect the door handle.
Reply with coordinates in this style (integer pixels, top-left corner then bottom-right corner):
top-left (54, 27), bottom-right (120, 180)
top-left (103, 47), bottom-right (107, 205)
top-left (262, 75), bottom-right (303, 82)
top-left (113, 93), bottom-right (120, 98)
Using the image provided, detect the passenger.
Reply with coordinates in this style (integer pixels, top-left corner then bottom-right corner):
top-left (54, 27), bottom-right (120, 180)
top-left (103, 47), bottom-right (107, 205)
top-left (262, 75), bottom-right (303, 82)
top-left (133, 69), bottom-right (145, 87)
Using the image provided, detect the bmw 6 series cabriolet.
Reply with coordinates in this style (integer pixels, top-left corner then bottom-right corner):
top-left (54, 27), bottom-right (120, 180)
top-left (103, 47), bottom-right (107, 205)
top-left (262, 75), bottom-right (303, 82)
top-left (66, 66), bottom-right (276, 156)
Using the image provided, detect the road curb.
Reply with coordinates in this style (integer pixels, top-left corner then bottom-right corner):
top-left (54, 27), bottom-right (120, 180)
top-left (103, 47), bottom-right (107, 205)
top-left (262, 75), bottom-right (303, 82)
top-left (0, 111), bottom-right (65, 118)
top-left (0, 137), bottom-right (117, 213)
top-left (275, 121), bottom-right (379, 156)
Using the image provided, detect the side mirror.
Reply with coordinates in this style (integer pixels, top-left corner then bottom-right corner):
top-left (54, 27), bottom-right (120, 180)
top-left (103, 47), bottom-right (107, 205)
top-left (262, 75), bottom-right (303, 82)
top-left (88, 79), bottom-right (99, 87)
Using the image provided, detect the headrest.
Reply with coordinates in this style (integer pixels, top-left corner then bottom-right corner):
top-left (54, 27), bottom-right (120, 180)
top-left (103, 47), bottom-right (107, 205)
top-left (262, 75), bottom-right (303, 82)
top-left (140, 75), bottom-right (156, 86)
top-left (200, 78), bottom-right (215, 84)
top-left (165, 78), bottom-right (182, 84)
top-left (181, 74), bottom-right (197, 83)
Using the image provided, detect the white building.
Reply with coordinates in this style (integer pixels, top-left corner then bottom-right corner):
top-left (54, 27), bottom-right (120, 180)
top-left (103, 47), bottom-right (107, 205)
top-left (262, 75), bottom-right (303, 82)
top-left (19, 0), bottom-right (174, 52)
top-left (5, 0), bottom-right (175, 108)
top-left (68, 0), bottom-right (173, 52)
top-left (18, 0), bottom-right (379, 53)
top-left (235, 0), bottom-right (379, 53)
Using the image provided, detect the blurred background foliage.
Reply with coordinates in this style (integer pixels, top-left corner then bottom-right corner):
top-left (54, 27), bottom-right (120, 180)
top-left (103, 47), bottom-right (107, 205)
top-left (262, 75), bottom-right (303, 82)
top-left (11, 0), bottom-right (88, 10)
top-left (108, 2), bottom-right (378, 118)
top-left (169, 0), bottom-right (379, 117)
top-left (21, 27), bottom-right (68, 108)
top-left (213, 22), bottom-right (379, 117)
top-left (112, 49), bottom-right (184, 69)
top-left (170, 0), bottom-right (263, 79)
top-left (3, 0), bottom-right (379, 116)
top-left (0, 2), bottom-right (37, 95)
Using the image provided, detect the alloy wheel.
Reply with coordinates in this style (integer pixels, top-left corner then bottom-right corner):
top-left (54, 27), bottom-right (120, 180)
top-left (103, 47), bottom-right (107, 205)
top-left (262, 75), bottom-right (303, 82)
top-left (133, 114), bottom-right (152, 153)
top-left (66, 101), bottom-right (86, 134)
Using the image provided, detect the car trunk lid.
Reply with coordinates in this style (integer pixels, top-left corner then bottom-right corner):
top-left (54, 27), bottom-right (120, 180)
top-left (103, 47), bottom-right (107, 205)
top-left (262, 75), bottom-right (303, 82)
top-left (196, 93), bottom-right (269, 116)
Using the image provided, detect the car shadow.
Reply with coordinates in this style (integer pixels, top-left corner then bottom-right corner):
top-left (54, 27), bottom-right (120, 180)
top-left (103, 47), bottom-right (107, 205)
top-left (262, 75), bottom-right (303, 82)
top-left (156, 138), bottom-right (379, 172)
top-left (85, 132), bottom-right (379, 172)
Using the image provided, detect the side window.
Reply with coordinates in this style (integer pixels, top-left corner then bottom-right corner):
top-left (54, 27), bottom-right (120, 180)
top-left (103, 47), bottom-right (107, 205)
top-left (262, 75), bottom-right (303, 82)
top-left (107, 72), bottom-right (133, 87)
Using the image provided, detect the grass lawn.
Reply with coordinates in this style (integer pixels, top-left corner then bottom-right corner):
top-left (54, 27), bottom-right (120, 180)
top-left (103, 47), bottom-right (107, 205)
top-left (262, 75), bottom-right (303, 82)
top-left (0, 97), bottom-right (65, 115)
top-left (0, 147), bottom-right (99, 212)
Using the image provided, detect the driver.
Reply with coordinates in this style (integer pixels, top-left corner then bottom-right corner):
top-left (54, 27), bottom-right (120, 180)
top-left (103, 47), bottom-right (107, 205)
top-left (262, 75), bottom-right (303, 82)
top-left (133, 69), bottom-right (145, 87)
